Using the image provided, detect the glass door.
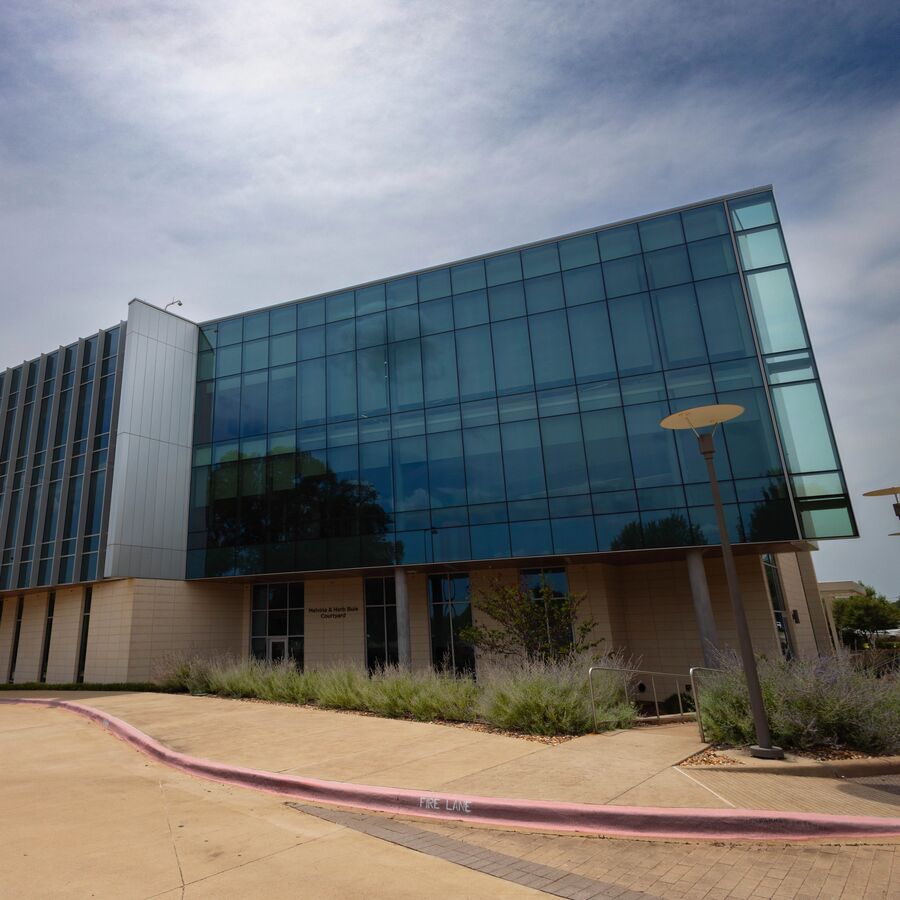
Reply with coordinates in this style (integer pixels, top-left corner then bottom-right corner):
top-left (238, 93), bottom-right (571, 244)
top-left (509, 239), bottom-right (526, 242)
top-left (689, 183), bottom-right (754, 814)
top-left (267, 637), bottom-right (287, 663)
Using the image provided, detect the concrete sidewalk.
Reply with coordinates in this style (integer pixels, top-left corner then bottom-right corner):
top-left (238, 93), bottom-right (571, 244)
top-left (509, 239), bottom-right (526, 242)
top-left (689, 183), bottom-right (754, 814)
top-left (5, 690), bottom-right (900, 819)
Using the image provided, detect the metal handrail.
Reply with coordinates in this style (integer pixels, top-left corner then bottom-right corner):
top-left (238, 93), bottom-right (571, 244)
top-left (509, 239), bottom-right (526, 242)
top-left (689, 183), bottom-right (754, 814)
top-left (689, 666), bottom-right (725, 742)
top-left (588, 665), bottom-right (694, 731)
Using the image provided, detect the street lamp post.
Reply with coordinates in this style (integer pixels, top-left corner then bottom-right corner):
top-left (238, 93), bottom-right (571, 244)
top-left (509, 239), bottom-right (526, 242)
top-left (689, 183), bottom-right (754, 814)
top-left (862, 486), bottom-right (900, 537)
top-left (660, 403), bottom-right (784, 760)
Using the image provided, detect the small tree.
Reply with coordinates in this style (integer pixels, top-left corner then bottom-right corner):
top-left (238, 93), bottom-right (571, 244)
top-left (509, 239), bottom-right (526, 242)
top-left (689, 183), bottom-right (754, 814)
top-left (458, 577), bottom-right (602, 661)
top-left (833, 584), bottom-right (900, 648)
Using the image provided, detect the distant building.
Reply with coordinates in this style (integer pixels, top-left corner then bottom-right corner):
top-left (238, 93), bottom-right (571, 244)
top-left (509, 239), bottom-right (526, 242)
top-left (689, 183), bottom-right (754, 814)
top-left (0, 187), bottom-right (857, 684)
top-left (818, 580), bottom-right (866, 647)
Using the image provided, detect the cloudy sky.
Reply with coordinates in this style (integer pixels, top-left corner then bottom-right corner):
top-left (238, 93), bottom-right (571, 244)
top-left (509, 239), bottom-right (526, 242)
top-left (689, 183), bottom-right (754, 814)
top-left (1, 1), bottom-right (898, 595)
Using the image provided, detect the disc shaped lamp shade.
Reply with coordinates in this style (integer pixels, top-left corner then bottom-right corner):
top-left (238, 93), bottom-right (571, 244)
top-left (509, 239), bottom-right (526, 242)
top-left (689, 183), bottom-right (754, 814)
top-left (660, 403), bottom-right (745, 432)
top-left (863, 487), bottom-right (900, 497)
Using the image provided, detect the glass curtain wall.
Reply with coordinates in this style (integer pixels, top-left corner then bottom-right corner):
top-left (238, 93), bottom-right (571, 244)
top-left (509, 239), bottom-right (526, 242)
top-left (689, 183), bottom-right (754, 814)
top-left (187, 190), bottom-right (853, 578)
top-left (727, 191), bottom-right (856, 539)
top-left (427, 573), bottom-right (474, 673)
top-left (0, 327), bottom-right (122, 591)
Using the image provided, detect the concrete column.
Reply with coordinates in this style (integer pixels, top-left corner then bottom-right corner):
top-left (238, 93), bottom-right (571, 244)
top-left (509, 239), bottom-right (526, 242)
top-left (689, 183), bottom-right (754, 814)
top-left (686, 550), bottom-right (720, 667)
top-left (395, 567), bottom-right (412, 669)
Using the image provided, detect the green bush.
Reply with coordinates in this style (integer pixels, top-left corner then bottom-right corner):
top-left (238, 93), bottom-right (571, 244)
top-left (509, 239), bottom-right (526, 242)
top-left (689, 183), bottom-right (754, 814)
top-left (697, 653), bottom-right (900, 754)
top-left (153, 652), bottom-right (636, 736)
top-left (478, 654), bottom-right (635, 736)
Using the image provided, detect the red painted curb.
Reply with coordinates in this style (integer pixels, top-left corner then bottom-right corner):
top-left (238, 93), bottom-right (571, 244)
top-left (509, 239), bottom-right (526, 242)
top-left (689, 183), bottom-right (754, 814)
top-left (4, 697), bottom-right (900, 842)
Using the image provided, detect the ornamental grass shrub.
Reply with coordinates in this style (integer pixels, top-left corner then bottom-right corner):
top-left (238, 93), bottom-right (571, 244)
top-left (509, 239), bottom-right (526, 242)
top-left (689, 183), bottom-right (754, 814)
top-left (478, 653), bottom-right (635, 736)
top-left (154, 651), bottom-right (636, 736)
top-left (697, 652), bottom-right (900, 755)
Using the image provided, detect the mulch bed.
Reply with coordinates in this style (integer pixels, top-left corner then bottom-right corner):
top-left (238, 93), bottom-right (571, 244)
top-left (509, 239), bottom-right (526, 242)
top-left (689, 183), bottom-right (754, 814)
top-left (681, 744), bottom-right (878, 766)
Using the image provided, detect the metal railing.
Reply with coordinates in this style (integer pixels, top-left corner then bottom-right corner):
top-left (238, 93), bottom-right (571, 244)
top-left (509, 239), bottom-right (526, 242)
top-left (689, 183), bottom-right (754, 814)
top-left (688, 666), bottom-right (725, 742)
top-left (588, 665), bottom-right (694, 731)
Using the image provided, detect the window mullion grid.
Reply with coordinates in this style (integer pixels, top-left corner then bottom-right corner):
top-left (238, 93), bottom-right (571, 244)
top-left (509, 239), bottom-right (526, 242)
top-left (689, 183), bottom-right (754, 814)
top-left (49, 339), bottom-right (88, 588)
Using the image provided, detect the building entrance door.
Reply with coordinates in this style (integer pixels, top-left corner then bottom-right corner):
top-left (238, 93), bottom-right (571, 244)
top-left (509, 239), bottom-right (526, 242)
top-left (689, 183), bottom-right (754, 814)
top-left (267, 637), bottom-right (287, 663)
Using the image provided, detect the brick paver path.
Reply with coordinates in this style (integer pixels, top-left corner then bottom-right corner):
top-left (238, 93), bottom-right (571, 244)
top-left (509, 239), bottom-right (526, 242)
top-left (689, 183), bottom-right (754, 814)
top-left (293, 804), bottom-right (900, 899)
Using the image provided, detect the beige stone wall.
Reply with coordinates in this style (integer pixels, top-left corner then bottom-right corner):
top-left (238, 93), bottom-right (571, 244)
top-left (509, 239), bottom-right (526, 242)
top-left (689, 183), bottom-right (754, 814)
top-left (83, 580), bottom-right (135, 683)
top-left (303, 577), bottom-right (365, 669)
top-left (0, 595), bottom-right (18, 681)
top-left (569, 563), bottom-right (626, 652)
top-left (44, 587), bottom-right (85, 683)
top-left (125, 580), bottom-right (246, 681)
top-left (80, 578), bottom-right (245, 683)
top-left (773, 553), bottom-right (817, 659)
top-left (12, 592), bottom-right (50, 683)
top-left (407, 573), bottom-right (431, 671)
top-left (796, 551), bottom-right (836, 652)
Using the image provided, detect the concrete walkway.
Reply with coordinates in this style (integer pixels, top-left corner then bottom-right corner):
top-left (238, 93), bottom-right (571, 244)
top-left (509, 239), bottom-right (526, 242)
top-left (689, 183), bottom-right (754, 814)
top-left (4, 690), bottom-right (900, 819)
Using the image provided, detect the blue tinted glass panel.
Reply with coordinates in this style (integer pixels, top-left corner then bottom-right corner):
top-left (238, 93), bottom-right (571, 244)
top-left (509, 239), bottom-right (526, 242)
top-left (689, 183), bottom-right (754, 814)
top-left (529, 310), bottom-right (574, 389)
top-left (326, 319), bottom-right (355, 354)
top-left (358, 346), bottom-right (389, 416)
top-left (432, 526), bottom-right (470, 562)
top-left (418, 268), bottom-right (451, 301)
top-left (359, 440), bottom-right (393, 512)
top-left (422, 333), bottom-right (459, 407)
top-left (597, 224), bottom-right (641, 261)
top-left (582, 408), bottom-right (633, 492)
top-left (298, 298), bottom-right (325, 328)
top-left (521, 243), bottom-right (560, 278)
top-left (470, 524), bottom-right (511, 559)
top-left (597, 512), bottom-right (642, 550)
top-left (216, 345), bottom-right (241, 377)
top-left (687, 235), bottom-right (737, 280)
top-left (270, 333), bottom-right (296, 366)
top-left (389, 340), bottom-right (423, 411)
top-left (357, 312), bottom-right (386, 348)
top-left (393, 436), bottom-right (428, 510)
top-left (625, 402), bottom-right (680, 488)
top-left (562, 264), bottom-right (605, 306)
top-left (603, 255), bottom-right (647, 298)
top-left (621, 373), bottom-right (666, 405)
top-left (665, 365), bottom-right (714, 399)
top-left (771, 382), bottom-right (838, 474)
top-left (455, 326), bottom-right (495, 401)
top-left (326, 353), bottom-right (356, 421)
top-left (552, 517), bottom-right (596, 553)
top-left (453, 290), bottom-right (489, 328)
top-left (737, 227), bottom-right (787, 270)
top-left (217, 318), bottom-right (242, 346)
top-left (524, 274), bottom-right (564, 314)
top-left (729, 192), bottom-right (777, 231)
top-left (651, 284), bottom-right (708, 369)
top-left (356, 284), bottom-right (385, 314)
top-left (567, 303), bottom-right (616, 383)
top-left (242, 339), bottom-right (268, 371)
top-left (501, 420), bottom-right (546, 500)
top-left (427, 430), bottom-right (467, 508)
top-left (244, 312), bottom-right (268, 341)
top-left (388, 305), bottom-right (420, 342)
top-left (268, 365), bottom-right (296, 432)
top-left (745, 267), bottom-right (807, 354)
top-left (213, 375), bottom-right (241, 440)
top-left (463, 425), bottom-right (505, 503)
top-left (485, 251), bottom-right (522, 286)
top-left (488, 282), bottom-right (525, 320)
top-left (681, 203), bottom-right (728, 241)
top-left (540, 415), bottom-right (588, 496)
top-left (719, 387), bottom-right (782, 478)
top-left (270, 305), bottom-right (296, 335)
top-left (608, 294), bottom-right (660, 376)
top-left (326, 292), bottom-right (354, 322)
top-left (492, 319), bottom-right (534, 396)
top-left (695, 276), bottom-right (756, 361)
top-left (419, 297), bottom-right (454, 335)
top-left (558, 234), bottom-right (599, 269)
top-left (639, 213), bottom-right (684, 251)
top-left (644, 245), bottom-right (692, 290)
top-left (298, 326), bottom-right (325, 360)
top-left (510, 520), bottom-right (552, 556)
top-left (241, 372), bottom-right (267, 436)
top-left (386, 277), bottom-right (417, 308)
top-left (450, 261), bottom-right (485, 294)
top-left (765, 350), bottom-right (815, 384)
top-left (298, 358), bottom-right (326, 426)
